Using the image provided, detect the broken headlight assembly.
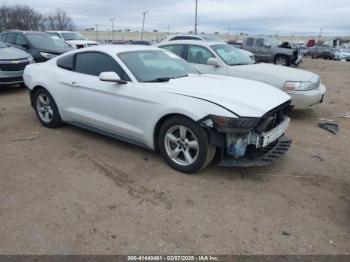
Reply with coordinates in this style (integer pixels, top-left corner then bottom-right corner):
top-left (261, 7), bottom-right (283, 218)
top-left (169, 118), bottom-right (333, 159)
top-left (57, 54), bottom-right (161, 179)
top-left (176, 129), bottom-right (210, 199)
top-left (202, 115), bottom-right (260, 132)
top-left (283, 81), bottom-right (314, 92)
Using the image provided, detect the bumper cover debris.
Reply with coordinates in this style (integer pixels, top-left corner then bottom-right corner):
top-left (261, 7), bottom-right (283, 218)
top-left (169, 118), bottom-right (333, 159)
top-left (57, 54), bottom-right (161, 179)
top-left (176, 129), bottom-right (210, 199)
top-left (218, 136), bottom-right (292, 167)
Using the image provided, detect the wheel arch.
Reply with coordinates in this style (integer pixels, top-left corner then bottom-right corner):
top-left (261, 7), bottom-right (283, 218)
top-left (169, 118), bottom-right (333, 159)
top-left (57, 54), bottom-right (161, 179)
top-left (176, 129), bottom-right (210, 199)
top-left (29, 85), bottom-right (48, 108)
top-left (153, 113), bottom-right (198, 151)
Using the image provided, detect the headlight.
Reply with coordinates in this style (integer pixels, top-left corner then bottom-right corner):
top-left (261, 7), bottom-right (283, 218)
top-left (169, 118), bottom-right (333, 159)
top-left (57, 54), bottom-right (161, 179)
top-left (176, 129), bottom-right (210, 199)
top-left (204, 115), bottom-right (260, 131)
top-left (40, 52), bottom-right (57, 59)
top-left (284, 81), bottom-right (314, 92)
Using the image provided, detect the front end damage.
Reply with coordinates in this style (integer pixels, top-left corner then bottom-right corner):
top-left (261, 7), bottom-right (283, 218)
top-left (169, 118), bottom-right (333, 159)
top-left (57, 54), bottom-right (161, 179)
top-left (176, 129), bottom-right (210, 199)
top-left (200, 101), bottom-right (293, 167)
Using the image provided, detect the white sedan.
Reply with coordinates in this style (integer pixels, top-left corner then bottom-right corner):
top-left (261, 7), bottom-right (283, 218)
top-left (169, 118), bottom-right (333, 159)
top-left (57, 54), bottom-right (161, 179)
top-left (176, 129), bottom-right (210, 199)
top-left (157, 40), bottom-right (326, 109)
top-left (24, 45), bottom-right (292, 173)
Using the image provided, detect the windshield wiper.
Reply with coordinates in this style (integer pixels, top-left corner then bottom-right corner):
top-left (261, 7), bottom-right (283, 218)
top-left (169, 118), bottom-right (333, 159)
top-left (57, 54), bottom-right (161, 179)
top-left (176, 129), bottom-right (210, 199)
top-left (145, 77), bottom-right (172, 83)
top-left (145, 75), bottom-right (188, 83)
top-left (229, 63), bottom-right (248, 66)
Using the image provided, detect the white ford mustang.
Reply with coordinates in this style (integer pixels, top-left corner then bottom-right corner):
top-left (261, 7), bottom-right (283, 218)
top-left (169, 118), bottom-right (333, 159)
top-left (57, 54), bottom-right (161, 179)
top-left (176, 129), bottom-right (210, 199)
top-left (24, 45), bottom-right (292, 173)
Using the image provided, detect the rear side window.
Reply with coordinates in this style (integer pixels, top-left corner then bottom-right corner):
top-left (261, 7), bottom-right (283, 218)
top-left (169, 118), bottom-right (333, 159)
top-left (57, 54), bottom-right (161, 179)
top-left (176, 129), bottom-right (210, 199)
top-left (74, 52), bottom-right (130, 81)
top-left (6, 33), bottom-right (16, 44)
top-left (0, 34), bottom-right (7, 42)
top-left (57, 54), bottom-right (74, 71)
top-left (161, 45), bottom-right (185, 58)
top-left (245, 38), bottom-right (254, 46)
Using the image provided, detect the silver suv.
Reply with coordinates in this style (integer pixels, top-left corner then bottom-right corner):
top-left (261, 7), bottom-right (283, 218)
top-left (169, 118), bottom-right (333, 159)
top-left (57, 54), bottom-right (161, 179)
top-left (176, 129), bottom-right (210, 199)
top-left (242, 36), bottom-right (295, 66)
top-left (0, 40), bottom-right (33, 86)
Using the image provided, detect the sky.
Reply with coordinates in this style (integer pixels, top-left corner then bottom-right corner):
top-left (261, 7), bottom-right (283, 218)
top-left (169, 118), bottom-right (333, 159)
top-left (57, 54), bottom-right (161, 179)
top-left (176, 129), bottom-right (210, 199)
top-left (6, 0), bottom-right (350, 36)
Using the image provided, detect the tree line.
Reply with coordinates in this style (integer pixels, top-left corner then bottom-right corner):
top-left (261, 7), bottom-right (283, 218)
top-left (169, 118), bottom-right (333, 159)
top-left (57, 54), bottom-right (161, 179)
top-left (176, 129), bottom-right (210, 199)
top-left (0, 3), bottom-right (75, 32)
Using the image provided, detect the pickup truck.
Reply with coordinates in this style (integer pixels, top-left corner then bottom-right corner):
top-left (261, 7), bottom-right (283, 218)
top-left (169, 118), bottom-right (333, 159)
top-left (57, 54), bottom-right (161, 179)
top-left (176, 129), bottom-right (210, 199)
top-left (241, 36), bottom-right (300, 66)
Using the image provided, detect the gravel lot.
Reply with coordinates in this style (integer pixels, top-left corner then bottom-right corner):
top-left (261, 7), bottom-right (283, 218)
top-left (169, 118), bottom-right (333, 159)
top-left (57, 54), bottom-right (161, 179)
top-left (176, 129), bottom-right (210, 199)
top-left (0, 59), bottom-right (349, 255)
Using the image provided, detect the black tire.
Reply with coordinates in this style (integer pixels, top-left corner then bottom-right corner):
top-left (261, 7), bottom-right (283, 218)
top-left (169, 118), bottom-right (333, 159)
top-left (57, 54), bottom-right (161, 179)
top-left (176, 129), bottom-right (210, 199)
top-left (158, 116), bottom-right (212, 174)
top-left (33, 88), bottom-right (63, 128)
top-left (273, 55), bottom-right (290, 66)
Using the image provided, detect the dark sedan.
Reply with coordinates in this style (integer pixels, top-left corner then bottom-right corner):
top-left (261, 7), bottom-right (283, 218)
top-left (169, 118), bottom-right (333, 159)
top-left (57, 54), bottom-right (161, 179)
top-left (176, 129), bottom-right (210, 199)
top-left (0, 31), bottom-right (73, 62)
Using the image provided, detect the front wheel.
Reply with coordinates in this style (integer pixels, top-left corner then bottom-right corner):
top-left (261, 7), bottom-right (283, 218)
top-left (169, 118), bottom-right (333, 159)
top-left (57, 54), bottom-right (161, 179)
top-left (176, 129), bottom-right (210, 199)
top-left (274, 55), bottom-right (290, 66)
top-left (158, 116), bottom-right (214, 174)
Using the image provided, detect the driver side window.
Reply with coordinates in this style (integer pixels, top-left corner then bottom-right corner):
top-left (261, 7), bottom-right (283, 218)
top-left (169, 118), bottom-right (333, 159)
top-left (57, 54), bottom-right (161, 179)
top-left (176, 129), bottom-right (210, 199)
top-left (74, 52), bottom-right (130, 81)
top-left (16, 34), bottom-right (28, 46)
top-left (187, 45), bottom-right (214, 65)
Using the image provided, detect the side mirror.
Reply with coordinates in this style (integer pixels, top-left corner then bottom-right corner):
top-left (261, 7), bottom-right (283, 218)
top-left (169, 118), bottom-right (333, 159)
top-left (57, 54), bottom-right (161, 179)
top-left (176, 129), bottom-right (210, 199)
top-left (207, 57), bottom-right (221, 67)
top-left (19, 44), bottom-right (29, 49)
top-left (99, 72), bottom-right (127, 84)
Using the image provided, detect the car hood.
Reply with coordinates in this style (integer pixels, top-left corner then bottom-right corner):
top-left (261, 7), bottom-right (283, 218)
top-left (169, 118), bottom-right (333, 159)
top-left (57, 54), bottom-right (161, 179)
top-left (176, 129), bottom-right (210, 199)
top-left (66, 40), bottom-right (99, 45)
top-left (153, 74), bottom-right (291, 117)
top-left (0, 47), bottom-right (30, 60)
top-left (37, 47), bottom-right (73, 55)
top-left (227, 63), bottom-right (320, 89)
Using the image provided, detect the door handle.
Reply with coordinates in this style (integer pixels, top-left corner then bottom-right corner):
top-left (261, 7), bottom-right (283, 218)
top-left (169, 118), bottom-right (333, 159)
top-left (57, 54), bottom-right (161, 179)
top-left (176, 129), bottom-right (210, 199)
top-left (70, 82), bottom-right (80, 88)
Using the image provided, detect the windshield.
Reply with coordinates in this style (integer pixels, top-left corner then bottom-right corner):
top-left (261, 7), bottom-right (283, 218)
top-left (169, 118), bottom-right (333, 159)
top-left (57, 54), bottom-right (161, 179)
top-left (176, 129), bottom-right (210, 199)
top-left (51, 36), bottom-right (71, 48)
top-left (26, 34), bottom-right (58, 50)
top-left (211, 44), bottom-right (254, 66)
top-left (61, 32), bottom-right (86, 41)
top-left (0, 41), bottom-right (7, 48)
top-left (118, 50), bottom-right (199, 82)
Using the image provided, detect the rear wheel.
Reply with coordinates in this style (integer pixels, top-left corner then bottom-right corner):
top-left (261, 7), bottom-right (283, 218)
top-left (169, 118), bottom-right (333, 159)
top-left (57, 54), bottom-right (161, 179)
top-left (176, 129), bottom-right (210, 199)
top-left (158, 116), bottom-right (213, 174)
top-left (34, 88), bottom-right (63, 128)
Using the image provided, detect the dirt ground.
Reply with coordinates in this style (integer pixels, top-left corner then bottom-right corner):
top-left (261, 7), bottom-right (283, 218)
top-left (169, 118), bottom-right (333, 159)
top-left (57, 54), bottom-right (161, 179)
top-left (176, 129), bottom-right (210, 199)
top-left (0, 59), bottom-right (349, 255)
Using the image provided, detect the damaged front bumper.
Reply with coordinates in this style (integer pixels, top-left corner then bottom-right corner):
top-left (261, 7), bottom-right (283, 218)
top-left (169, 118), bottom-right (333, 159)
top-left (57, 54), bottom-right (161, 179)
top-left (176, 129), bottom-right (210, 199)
top-left (218, 136), bottom-right (292, 167)
top-left (200, 102), bottom-right (292, 167)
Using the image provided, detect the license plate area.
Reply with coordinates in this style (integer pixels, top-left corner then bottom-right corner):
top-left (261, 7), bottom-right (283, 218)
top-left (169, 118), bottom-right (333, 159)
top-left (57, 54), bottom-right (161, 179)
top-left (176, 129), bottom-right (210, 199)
top-left (262, 118), bottom-right (290, 147)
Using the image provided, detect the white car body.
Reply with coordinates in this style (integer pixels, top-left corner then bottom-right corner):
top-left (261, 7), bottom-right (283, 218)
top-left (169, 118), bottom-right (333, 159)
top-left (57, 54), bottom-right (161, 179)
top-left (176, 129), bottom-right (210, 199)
top-left (334, 48), bottom-right (350, 61)
top-left (24, 45), bottom-right (292, 172)
top-left (157, 40), bottom-right (326, 109)
top-left (47, 31), bottom-right (99, 49)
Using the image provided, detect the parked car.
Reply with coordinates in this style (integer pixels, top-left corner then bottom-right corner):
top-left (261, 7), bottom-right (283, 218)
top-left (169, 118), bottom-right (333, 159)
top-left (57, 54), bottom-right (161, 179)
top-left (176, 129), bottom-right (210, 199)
top-left (308, 45), bottom-right (335, 60)
top-left (157, 40), bottom-right (326, 109)
top-left (0, 31), bottom-right (73, 62)
top-left (130, 40), bottom-right (153, 46)
top-left (47, 31), bottom-right (99, 49)
top-left (0, 40), bottom-right (34, 86)
top-left (162, 34), bottom-right (224, 42)
top-left (24, 45), bottom-right (292, 173)
top-left (334, 48), bottom-right (350, 61)
top-left (241, 36), bottom-right (295, 66)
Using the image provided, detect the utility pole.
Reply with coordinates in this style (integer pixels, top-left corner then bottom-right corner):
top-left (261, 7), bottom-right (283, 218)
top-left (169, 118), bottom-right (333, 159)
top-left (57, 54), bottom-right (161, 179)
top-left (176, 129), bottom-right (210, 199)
top-left (95, 24), bottom-right (99, 42)
top-left (194, 0), bottom-right (198, 34)
top-left (110, 17), bottom-right (116, 42)
top-left (141, 11), bottom-right (148, 40)
top-left (167, 25), bottom-right (170, 35)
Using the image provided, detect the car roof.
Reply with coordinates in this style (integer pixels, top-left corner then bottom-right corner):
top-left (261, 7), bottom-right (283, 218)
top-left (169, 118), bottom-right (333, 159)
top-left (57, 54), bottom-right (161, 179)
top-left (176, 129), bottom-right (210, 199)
top-left (158, 40), bottom-right (225, 47)
top-left (71, 44), bottom-right (160, 54)
top-left (3, 30), bottom-right (49, 35)
top-left (47, 31), bottom-right (79, 33)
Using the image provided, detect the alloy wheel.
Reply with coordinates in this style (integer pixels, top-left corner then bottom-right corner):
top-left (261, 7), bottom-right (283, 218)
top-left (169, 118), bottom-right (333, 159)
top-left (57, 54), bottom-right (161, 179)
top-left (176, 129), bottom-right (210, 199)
top-left (36, 94), bottom-right (54, 123)
top-left (164, 125), bottom-right (199, 166)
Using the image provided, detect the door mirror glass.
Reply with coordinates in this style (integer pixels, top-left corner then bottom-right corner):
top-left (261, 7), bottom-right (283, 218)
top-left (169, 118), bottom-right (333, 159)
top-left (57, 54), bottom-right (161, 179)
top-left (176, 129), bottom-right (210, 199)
top-left (207, 57), bottom-right (221, 67)
top-left (99, 72), bottom-right (127, 84)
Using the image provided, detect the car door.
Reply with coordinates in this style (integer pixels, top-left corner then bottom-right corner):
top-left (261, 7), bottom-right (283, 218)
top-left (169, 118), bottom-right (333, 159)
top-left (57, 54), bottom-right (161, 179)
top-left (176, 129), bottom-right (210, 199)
top-left (63, 51), bottom-right (137, 139)
top-left (185, 45), bottom-right (226, 75)
top-left (253, 38), bottom-right (272, 62)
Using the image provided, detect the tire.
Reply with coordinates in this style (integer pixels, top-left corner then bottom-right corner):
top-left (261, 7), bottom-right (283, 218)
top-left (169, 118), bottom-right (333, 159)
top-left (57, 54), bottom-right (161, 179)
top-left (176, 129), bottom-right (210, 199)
top-left (273, 55), bottom-right (290, 66)
top-left (33, 88), bottom-right (63, 128)
top-left (158, 116), bottom-right (212, 174)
